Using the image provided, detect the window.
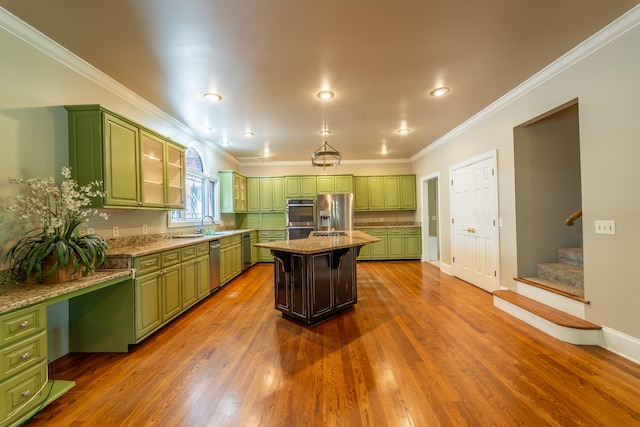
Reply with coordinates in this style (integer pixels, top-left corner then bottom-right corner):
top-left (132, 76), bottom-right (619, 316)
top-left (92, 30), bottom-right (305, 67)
top-left (169, 147), bottom-right (218, 227)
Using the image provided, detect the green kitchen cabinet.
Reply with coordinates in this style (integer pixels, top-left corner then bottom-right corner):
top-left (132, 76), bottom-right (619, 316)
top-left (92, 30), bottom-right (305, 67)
top-left (353, 177), bottom-right (369, 211)
top-left (258, 229), bottom-right (287, 262)
top-left (181, 259), bottom-right (198, 310)
top-left (66, 105), bottom-right (185, 210)
top-left (367, 177), bottom-right (385, 211)
top-left (219, 171), bottom-right (247, 213)
top-left (196, 244), bottom-right (211, 300)
top-left (404, 227), bottom-right (422, 258)
top-left (220, 235), bottom-right (242, 285)
top-left (261, 177), bottom-right (286, 211)
top-left (368, 228), bottom-right (388, 259)
top-left (134, 272), bottom-right (162, 339)
top-left (353, 174), bottom-right (417, 211)
top-left (272, 177), bottom-right (285, 211)
top-left (400, 175), bottom-right (417, 210)
top-left (316, 174), bottom-right (353, 194)
top-left (251, 231), bottom-right (259, 265)
top-left (247, 177), bottom-right (261, 212)
top-left (355, 228), bottom-right (371, 259)
top-left (285, 176), bottom-right (316, 198)
top-left (160, 264), bottom-right (182, 322)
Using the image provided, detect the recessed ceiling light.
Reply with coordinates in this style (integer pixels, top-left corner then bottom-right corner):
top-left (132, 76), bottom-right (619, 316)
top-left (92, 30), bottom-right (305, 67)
top-left (396, 128), bottom-right (411, 135)
top-left (381, 147), bottom-right (388, 155)
top-left (204, 92), bottom-right (222, 102)
top-left (430, 87), bottom-right (449, 97)
top-left (317, 90), bottom-right (335, 100)
top-left (203, 126), bottom-right (214, 133)
top-left (219, 140), bottom-right (230, 146)
top-left (242, 131), bottom-right (254, 137)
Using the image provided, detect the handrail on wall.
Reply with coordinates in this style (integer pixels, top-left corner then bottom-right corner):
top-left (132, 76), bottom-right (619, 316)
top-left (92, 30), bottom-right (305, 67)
top-left (565, 208), bottom-right (582, 226)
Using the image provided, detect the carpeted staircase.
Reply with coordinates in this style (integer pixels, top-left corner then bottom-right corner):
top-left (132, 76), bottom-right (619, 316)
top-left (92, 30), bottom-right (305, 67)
top-left (532, 246), bottom-right (584, 298)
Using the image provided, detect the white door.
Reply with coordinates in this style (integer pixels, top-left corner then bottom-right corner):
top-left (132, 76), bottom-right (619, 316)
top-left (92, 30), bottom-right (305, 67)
top-left (451, 153), bottom-right (499, 292)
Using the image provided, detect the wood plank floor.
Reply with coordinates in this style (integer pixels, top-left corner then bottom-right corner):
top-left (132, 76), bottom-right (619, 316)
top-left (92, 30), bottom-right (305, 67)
top-left (28, 262), bottom-right (640, 426)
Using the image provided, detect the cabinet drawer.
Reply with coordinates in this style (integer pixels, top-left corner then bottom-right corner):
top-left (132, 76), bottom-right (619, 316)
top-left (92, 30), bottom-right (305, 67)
top-left (230, 235), bottom-right (241, 245)
top-left (196, 243), bottom-right (209, 257)
top-left (272, 230), bottom-right (287, 240)
top-left (0, 361), bottom-right (47, 421)
top-left (369, 228), bottom-right (388, 236)
top-left (161, 249), bottom-right (181, 267)
top-left (405, 227), bottom-right (421, 235)
top-left (219, 237), bottom-right (232, 248)
top-left (258, 231), bottom-right (271, 239)
top-left (1, 331), bottom-right (47, 378)
top-left (134, 253), bottom-right (161, 276)
top-left (181, 245), bottom-right (197, 261)
top-left (387, 228), bottom-right (404, 235)
top-left (0, 304), bottom-right (46, 347)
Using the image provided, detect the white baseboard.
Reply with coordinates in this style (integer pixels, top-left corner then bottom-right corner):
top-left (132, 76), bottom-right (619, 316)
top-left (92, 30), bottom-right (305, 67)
top-left (515, 279), bottom-right (586, 319)
top-left (601, 327), bottom-right (640, 365)
top-left (440, 262), bottom-right (453, 276)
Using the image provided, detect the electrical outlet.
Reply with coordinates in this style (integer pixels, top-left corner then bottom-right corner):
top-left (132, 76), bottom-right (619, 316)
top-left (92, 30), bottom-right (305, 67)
top-left (595, 220), bottom-right (616, 235)
top-left (112, 226), bottom-right (119, 237)
top-left (142, 224), bottom-right (148, 235)
top-left (78, 228), bottom-right (87, 237)
top-left (87, 227), bottom-right (95, 235)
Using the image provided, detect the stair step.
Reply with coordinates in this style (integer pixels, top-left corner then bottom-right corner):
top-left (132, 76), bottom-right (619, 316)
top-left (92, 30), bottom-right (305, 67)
top-left (519, 277), bottom-right (586, 301)
top-left (557, 247), bottom-right (583, 267)
top-left (493, 290), bottom-right (600, 330)
top-left (537, 262), bottom-right (583, 288)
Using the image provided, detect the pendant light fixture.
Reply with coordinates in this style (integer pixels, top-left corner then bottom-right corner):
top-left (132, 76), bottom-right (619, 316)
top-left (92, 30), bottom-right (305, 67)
top-left (311, 111), bottom-right (341, 168)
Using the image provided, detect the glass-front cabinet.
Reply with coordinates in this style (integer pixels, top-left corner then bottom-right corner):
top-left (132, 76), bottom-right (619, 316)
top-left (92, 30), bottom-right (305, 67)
top-left (66, 105), bottom-right (185, 210)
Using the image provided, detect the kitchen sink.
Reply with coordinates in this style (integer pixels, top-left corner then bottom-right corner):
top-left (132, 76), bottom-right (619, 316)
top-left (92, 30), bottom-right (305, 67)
top-left (173, 233), bottom-right (205, 238)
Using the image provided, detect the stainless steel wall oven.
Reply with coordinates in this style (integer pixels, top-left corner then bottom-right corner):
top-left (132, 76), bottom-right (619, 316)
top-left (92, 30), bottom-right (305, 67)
top-left (286, 199), bottom-right (316, 240)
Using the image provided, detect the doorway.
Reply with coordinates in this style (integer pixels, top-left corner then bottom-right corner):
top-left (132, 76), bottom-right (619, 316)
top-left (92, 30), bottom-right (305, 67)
top-left (421, 173), bottom-right (440, 264)
top-left (450, 150), bottom-right (499, 292)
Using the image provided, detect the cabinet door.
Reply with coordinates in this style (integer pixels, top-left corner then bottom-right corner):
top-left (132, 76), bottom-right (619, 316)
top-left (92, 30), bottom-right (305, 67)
top-left (369, 229), bottom-right (388, 259)
top-left (388, 232), bottom-right (405, 259)
top-left (315, 176), bottom-right (334, 194)
top-left (181, 260), bottom-right (198, 310)
top-left (135, 274), bottom-right (161, 339)
top-left (259, 177), bottom-right (273, 211)
top-left (234, 174), bottom-right (247, 212)
top-left (355, 229), bottom-right (370, 259)
top-left (335, 249), bottom-right (356, 307)
top-left (383, 176), bottom-right (401, 210)
top-left (104, 113), bottom-right (140, 207)
top-left (367, 177), bottom-right (385, 211)
top-left (161, 265), bottom-right (181, 322)
top-left (251, 232), bottom-right (259, 264)
top-left (310, 253), bottom-right (333, 318)
top-left (353, 177), bottom-right (369, 211)
top-left (196, 256), bottom-right (210, 300)
top-left (334, 175), bottom-right (353, 193)
top-left (247, 177), bottom-right (261, 212)
top-left (232, 243), bottom-right (242, 276)
top-left (140, 131), bottom-right (165, 207)
top-left (404, 228), bottom-right (422, 258)
top-left (219, 172), bottom-right (235, 213)
top-left (284, 176), bottom-right (300, 198)
top-left (400, 175), bottom-right (417, 210)
top-left (300, 176), bottom-right (317, 197)
top-left (166, 142), bottom-right (185, 209)
top-left (272, 177), bottom-right (285, 211)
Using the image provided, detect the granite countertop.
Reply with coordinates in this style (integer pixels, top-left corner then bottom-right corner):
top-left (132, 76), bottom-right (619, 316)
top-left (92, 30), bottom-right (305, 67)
top-left (106, 229), bottom-right (255, 258)
top-left (0, 269), bottom-right (132, 314)
top-left (254, 230), bottom-right (379, 255)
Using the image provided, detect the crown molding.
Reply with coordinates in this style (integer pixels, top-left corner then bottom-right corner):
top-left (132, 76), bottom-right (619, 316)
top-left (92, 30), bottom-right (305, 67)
top-left (411, 4), bottom-right (640, 163)
top-left (0, 7), bottom-right (239, 166)
top-left (239, 158), bottom-right (412, 167)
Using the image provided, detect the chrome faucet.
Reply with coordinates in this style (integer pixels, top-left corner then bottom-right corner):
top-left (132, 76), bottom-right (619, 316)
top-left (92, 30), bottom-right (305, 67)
top-left (198, 215), bottom-right (215, 234)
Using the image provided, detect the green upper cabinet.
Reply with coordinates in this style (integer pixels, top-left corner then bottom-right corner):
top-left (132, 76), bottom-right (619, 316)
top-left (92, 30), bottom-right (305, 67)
top-left (316, 174), bottom-right (353, 194)
top-left (219, 171), bottom-right (247, 213)
top-left (247, 177), bottom-right (285, 212)
top-left (284, 175), bottom-right (316, 198)
top-left (353, 174), bottom-right (417, 211)
top-left (66, 105), bottom-right (185, 210)
top-left (353, 176), bottom-right (368, 211)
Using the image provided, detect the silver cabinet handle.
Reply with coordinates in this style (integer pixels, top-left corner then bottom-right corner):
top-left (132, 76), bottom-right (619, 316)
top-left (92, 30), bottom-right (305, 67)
top-left (21, 352), bottom-right (31, 360)
top-left (22, 389), bottom-right (31, 397)
top-left (20, 321), bottom-right (30, 328)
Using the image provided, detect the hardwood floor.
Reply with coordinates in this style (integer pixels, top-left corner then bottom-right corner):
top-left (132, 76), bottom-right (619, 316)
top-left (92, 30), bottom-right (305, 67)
top-left (28, 262), bottom-right (640, 426)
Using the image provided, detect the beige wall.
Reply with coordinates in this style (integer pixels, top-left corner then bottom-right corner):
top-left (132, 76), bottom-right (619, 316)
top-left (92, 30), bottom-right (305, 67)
top-left (239, 161), bottom-right (412, 177)
top-left (412, 19), bottom-right (640, 338)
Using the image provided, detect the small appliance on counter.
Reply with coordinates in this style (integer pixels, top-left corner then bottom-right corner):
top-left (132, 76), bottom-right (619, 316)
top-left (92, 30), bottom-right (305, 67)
top-left (316, 193), bottom-right (354, 232)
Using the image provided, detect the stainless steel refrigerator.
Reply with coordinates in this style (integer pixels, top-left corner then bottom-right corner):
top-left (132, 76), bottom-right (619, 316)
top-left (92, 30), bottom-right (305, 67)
top-left (316, 193), bottom-right (354, 231)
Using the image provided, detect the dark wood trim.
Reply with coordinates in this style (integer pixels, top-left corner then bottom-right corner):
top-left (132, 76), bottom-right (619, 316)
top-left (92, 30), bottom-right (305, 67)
top-left (516, 276), bottom-right (590, 304)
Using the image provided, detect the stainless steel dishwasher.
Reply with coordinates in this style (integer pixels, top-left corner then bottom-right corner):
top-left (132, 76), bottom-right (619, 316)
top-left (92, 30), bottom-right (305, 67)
top-left (209, 240), bottom-right (221, 292)
top-left (242, 232), bottom-right (251, 271)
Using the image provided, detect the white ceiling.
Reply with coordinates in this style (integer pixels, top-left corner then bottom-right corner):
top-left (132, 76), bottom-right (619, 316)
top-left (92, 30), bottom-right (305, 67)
top-left (1, 1), bottom-right (638, 163)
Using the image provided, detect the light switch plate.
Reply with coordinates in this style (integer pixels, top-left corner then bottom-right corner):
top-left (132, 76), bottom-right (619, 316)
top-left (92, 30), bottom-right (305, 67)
top-left (595, 220), bottom-right (616, 235)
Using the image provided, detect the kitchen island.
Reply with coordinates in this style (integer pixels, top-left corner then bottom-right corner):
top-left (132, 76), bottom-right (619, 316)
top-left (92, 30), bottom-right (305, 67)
top-left (255, 230), bottom-right (379, 325)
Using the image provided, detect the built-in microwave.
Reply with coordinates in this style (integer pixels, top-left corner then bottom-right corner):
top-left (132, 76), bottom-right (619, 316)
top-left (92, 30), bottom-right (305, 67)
top-left (286, 199), bottom-right (316, 227)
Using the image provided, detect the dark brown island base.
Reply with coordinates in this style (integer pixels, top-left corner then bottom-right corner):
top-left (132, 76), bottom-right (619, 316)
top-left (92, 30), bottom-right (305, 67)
top-left (255, 231), bottom-right (379, 325)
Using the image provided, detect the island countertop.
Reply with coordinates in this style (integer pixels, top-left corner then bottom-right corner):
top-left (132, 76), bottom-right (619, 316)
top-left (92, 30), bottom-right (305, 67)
top-left (254, 230), bottom-right (379, 254)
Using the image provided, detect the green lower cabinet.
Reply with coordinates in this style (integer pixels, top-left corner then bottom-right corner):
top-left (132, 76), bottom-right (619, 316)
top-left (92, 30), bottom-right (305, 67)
top-left (135, 273), bottom-right (162, 340)
top-left (196, 256), bottom-right (210, 299)
top-left (258, 229), bottom-right (287, 261)
top-left (161, 265), bottom-right (181, 322)
top-left (357, 227), bottom-right (421, 260)
top-left (181, 260), bottom-right (198, 310)
top-left (220, 235), bottom-right (243, 285)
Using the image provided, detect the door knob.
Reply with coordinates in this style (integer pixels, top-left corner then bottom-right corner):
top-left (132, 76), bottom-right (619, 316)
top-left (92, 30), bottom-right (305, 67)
top-left (463, 228), bottom-right (476, 233)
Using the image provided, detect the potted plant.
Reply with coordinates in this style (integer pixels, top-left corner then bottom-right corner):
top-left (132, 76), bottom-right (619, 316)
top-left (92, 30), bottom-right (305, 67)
top-left (4, 166), bottom-right (109, 283)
